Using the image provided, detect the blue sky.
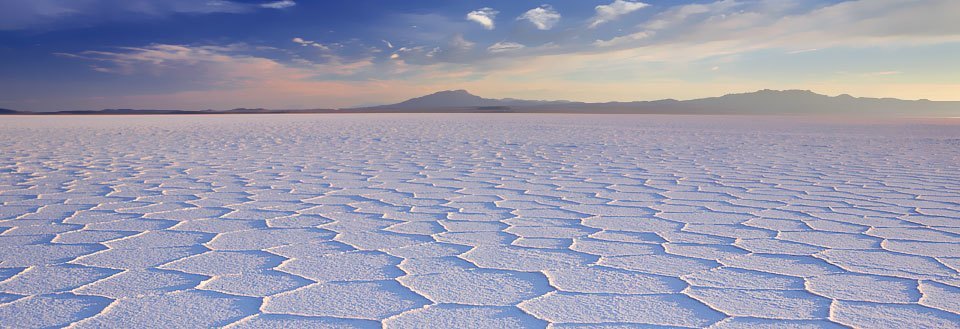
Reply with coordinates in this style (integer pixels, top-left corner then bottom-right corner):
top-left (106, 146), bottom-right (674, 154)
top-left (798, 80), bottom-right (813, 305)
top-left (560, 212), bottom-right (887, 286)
top-left (0, 0), bottom-right (958, 111)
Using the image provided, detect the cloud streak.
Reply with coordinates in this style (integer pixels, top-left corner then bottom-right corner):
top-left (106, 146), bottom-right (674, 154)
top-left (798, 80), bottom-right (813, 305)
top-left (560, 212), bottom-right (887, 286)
top-left (590, 0), bottom-right (960, 55)
top-left (0, 0), bottom-right (294, 30)
top-left (49, 43), bottom-right (422, 109)
top-left (488, 42), bottom-right (526, 53)
top-left (260, 0), bottom-right (296, 9)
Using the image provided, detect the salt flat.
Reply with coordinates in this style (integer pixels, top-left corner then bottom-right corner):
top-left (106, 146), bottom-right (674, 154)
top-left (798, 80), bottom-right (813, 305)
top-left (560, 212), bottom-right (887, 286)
top-left (0, 114), bottom-right (959, 328)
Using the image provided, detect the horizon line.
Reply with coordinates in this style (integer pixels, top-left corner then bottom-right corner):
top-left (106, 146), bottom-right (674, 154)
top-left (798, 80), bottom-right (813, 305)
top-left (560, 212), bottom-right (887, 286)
top-left (4, 88), bottom-right (959, 113)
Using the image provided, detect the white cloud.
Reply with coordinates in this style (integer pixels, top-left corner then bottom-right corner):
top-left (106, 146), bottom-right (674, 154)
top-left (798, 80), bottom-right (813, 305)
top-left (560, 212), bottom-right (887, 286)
top-left (466, 8), bottom-right (498, 30)
top-left (487, 42), bottom-right (526, 53)
top-left (519, 5), bottom-right (561, 30)
top-left (260, 0), bottom-right (296, 9)
top-left (589, 0), bottom-right (649, 28)
top-left (292, 37), bottom-right (329, 50)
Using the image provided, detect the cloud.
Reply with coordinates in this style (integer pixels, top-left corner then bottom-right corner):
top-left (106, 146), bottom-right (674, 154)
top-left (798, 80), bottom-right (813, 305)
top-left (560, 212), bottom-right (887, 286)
top-left (388, 46), bottom-right (424, 60)
top-left (292, 37), bottom-right (329, 50)
top-left (589, 0), bottom-right (649, 28)
top-left (590, 0), bottom-right (960, 55)
top-left (59, 43), bottom-right (373, 78)
top-left (49, 43), bottom-right (411, 108)
top-left (449, 34), bottom-right (476, 50)
top-left (0, 0), bottom-right (292, 30)
top-left (381, 0), bottom-right (959, 67)
top-left (466, 8), bottom-right (498, 30)
top-left (260, 0), bottom-right (296, 9)
top-left (487, 42), bottom-right (526, 53)
top-left (865, 71), bottom-right (901, 76)
top-left (787, 48), bottom-right (820, 54)
top-left (593, 31), bottom-right (654, 47)
top-left (519, 5), bottom-right (561, 30)
top-left (57, 44), bottom-right (279, 77)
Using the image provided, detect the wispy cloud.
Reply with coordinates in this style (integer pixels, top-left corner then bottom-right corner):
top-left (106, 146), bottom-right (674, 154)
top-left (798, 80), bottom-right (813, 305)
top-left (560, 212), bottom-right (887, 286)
top-left (787, 48), bottom-right (820, 54)
top-left (589, 0), bottom-right (649, 28)
top-left (449, 34), bottom-right (476, 50)
top-left (58, 43), bottom-right (372, 78)
top-left (292, 37), bottom-right (328, 50)
top-left (466, 8), bottom-right (498, 30)
top-left (488, 42), bottom-right (526, 53)
top-left (50, 43), bottom-right (417, 109)
top-left (260, 0), bottom-right (296, 9)
top-left (519, 5), bottom-right (561, 30)
top-left (590, 0), bottom-right (960, 56)
top-left (863, 71), bottom-right (902, 76)
top-left (0, 0), bottom-right (294, 30)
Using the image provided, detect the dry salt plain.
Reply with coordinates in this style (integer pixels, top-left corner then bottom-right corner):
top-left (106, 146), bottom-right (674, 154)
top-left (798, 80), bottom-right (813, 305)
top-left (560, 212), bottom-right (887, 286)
top-left (0, 114), bottom-right (959, 328)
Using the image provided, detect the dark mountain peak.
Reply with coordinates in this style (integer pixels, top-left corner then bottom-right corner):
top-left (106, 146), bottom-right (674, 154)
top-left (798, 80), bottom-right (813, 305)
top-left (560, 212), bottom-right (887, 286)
top-left (728, 89), bottom-right (824, 97)
top-left (382, 89), bottom-right (492, 109)
top-left (438, 89), bottom-right (472, 95)
top-left (419, 89), bottom-right (480, 98)
top-left (371, 90), bottom-right (572, 110)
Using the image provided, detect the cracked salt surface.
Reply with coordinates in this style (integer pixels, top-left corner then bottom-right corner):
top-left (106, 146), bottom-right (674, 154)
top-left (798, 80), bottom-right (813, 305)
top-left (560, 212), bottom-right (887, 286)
top-left (0, 114), bottom-right (958, 328)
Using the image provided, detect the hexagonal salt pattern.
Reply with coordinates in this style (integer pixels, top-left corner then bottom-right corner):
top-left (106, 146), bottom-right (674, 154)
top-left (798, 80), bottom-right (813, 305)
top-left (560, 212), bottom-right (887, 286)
top-left (0, 114), bottom-right (958, 328)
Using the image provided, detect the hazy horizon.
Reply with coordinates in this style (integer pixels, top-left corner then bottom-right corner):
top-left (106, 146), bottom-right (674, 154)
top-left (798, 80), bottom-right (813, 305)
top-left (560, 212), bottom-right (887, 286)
top-left (1, 0), bottom-right (959, 112)
top-left (5, 88), bottom-right (957, 113)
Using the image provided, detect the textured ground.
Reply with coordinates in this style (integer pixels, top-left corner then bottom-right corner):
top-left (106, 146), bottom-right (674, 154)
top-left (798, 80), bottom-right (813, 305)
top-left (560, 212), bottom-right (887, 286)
top-left (0, 114), bottom-right (959, 328)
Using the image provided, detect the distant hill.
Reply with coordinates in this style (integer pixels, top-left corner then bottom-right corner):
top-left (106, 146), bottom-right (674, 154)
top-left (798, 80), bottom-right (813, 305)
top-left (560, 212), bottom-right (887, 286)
top-left (2, 90), bottom-right (957, 116)
top-left (676, 90), bottom-right (956, 116)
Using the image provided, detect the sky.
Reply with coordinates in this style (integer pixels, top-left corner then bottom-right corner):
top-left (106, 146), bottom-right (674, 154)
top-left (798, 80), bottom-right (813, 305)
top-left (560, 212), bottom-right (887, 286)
top-left (0, 0), bottom-right (958, 111)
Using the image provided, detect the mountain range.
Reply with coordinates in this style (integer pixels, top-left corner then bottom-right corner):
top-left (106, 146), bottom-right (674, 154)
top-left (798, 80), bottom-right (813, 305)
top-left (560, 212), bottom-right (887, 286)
top-left (358, 89), bottom-right (959, 117)
top-left (2, 90), bottom-right (957, 117)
